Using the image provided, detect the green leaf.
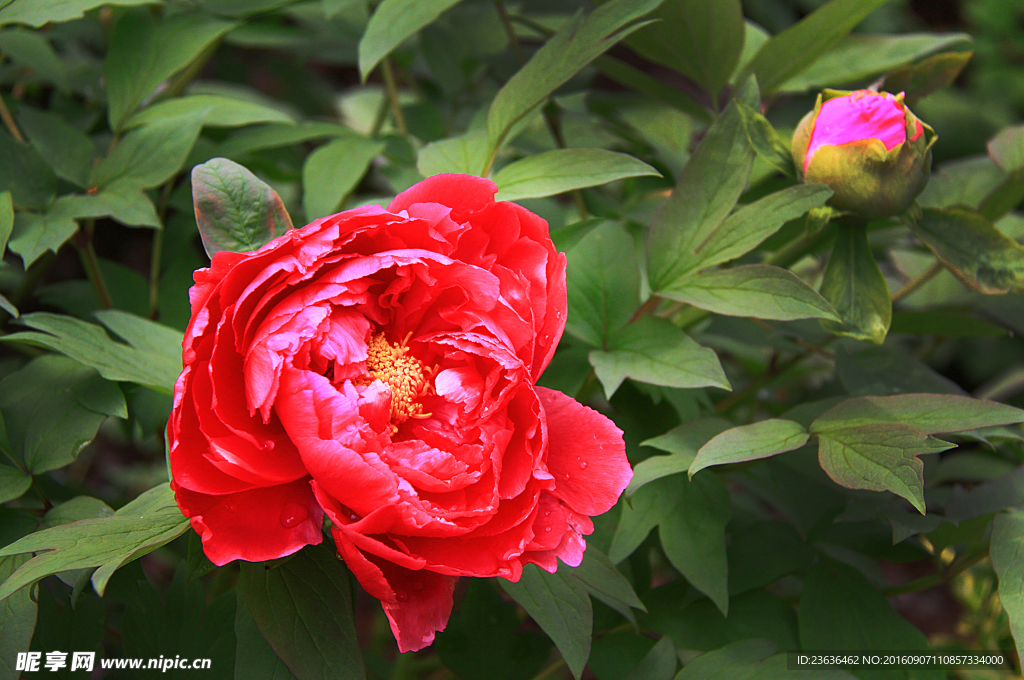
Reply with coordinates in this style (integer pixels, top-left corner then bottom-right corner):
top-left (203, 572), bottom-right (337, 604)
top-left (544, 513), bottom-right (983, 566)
top-left (629, 417), bottom-right (732, 497)
top-left (417, 132), bottom-right (489, 177)
top-left (883, 51), bottom-right (973, 106)
top-left (736, 101), bottom-right (796, 177)
top-left (890, 309), bottom-right (1007, 338)
top-left (358, 0), bottom-right (463, 80)
top-left (799, 559), bottom-right (941, 680)
top-left (0, 129), bottom-right (56, 211)
top-left (624, 0), bottom-right (744, 100)
top-left (125, 94), bottom-right (294, 129)
top-left (912, 207), bottom-right (1024, 294)
top-left (728, 521), bottom-right (814, 595)
top-left (648, 91), bottom-right (755, 291)
top-left (565, 548), bottom-right (646, 625)
top-left (0, 483), bottom-right (189, 599)
top-left (217, 122), bottom-right (355, 158)
top-left (661, 265), bottom-right (839, 321)
top-left (239, 544), bottom-right (365, 680)
top-left (779, 32), bottom-right (972, 93)
top-left (193, 157), bottom-right (294, 257)
top-left (6, 203), bottom-right (78, 267)
top-left (0, 28), bottom-right (67, 89)
top-left (235, 590), bottom-right (299, 680)
top-left (0, 464), bottom-right (30, 505)
top-left (820, 222), bottom-right (892, 343)
top-left (68, 180), bottom-right (161, 228)
top-left (816, 424), bottom-right (952, 513)
top-left (493, 149), bottom-right (659, 202)
top-left (0, 0), bottom-right (156, 27)
top-left (3, 311), bottom-right (183, 394)
top-left (736, 0), bottom-right (891, 95)
top-left (566, 222), bottom-right (640, 347)
top-left (593, 55), bottom-right (712, 123)
top-left (673, 639), bottom-right (775, 680)
top-left (991, 509), bottom-right (1024, 668)
top-left (689, 419), bottom-right (809, 478)
top-left (0, 355), bottom-right (125, 474)
top-left (835, 345), bottom-right (965, 397)
top-left (810, 393), bottom-right (1024, 434)
top-left (589, 317), bottom-right (730, 398)
top-left (104, 10), bottom-right (235, 131)
top-left (500, 565), bottom-right (592, 680)
top-left (435, 580), bottom-right (551, 680)
top-left (90, 110), bottom-right (209, 190)
top-left (302, 135), bottom-right (385, 220)
top-left (622, 636), bottom-right (675, 680)
top-left (0, 555), bottom-right (35, 680)
top-left (486, 0), bottom-right (661, 157)
top-left (609, 473), bottom-right (731, 615)
top-left (16, 107), bottom-right (98, 188)
top-left (0, 191), bottom-right (11, 254)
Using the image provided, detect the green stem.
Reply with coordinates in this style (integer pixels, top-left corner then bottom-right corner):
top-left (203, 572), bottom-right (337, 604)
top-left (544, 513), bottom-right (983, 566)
top-left (149, 182), bottom-right (173, 319)
top-left (891, 260), bottom-right (943, 303)
top-left (0, 92), bottom-right (24, 142)
top-left (382, 57), bottom-right (407, 135)
top-left (494, 0), bottom-right (526, 64)
top-left (74, 219), bottom-right (112, 309)
top-left (765, 216), bottom-right (836, 269)
top-left (882, 549), bottom-right (987, 597)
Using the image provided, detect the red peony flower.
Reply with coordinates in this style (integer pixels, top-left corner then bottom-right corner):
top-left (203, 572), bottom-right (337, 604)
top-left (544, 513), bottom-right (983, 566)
top-left (169, 173), bottom-right (633, 652)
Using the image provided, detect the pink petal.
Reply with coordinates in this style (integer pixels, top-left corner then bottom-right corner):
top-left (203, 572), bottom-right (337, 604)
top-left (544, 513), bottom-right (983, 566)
top-left (388, 174), bottom-right (497, 214)
top-left (806, 91), bottom-right (907, 173)
top-left (537, 387), bottom-right (632, 516)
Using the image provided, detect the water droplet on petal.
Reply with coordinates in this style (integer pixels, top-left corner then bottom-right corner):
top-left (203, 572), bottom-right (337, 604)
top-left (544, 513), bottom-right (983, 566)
top-left (545, 527), bottom-right (552, 533)
top-left (395, 591), bottom-right (409, 602)
top-left (544, 510), bottom-right (551, 517)
top-left (279, 503), bottom-right (309, 529)
top-left (580, 461), bottom-right (589, 470)
top-left (223, 503), bottom-right (237, 513)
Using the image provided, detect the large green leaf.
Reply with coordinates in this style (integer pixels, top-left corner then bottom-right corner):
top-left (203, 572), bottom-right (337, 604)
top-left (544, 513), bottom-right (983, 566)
top-left (628, 418), bottom-right (733, 497)
top-left (0, 129), bottom-right (56, 211)
top-left (0, 192), bottom-right (11, 254)
top-left (0, 555), bottom-right (34, 680)
top-left (104, 10), bottom-right (235, 131)
top-left (689, 419), bottom-right (809, 477)
top-left (358, 0), bottom-right (463, 80)
top-left (239, 544), bottom-right (365, 680)
top-left (820, 223), bottom-right (892, 343)
top-left (500, 565), bottom-right (592, 680)
top-left (493, 149), bottom-right (659, 202)
top-left (566, 222), bottom-right (640, 348)
top-left (0, 464), bottom-right (31, 506)
top-left (622, 636), bottom-right (675, 680)
top-left (736, 0), bottom-right (892, 95)
top-left (90, 110), bottom-right (209, 190)
top-left (647, 86), bottom-right (755, 291)
top-left (661, 264), bottom-right (839, 321)
top-left (486, 0), bottom-right (661, 158)
top-left (193, 157), bottom-right (294, 257)
top-left (0, 0), bottom-right (156, 27)
top-left (912, 207), bottom-right (1024, 294)
top-left (15, 107), bottom-right (98, 188)
top-left (0, 27), bottom-right (67, 89)
top-left (0, 484), bottom-right (189, 599)
top-left (814, 424), bottom-right (951, 514)
top-left (0, 355), bottom-right (125, 474)
top-left (417, 132), bottom-right (489, 177)
top-left (302, 135), bottom-right (384, 221)
top-left (235, 594), bottom-right (299, 680)
top-left (3, 311), bottom-right (183, 394)
top-left (217, 122), bottom-right (354, 158)
top-left (6, 202), bottom-right (78, 267)
top-left (125, 94), bottom-right (294, 129)
top-left (566, 548), bottom-right (646, 626)
top-left (799, 559), bottom-right (941, 680)
top-left (608, 473), bottom-right (731, 615)
top-left (811, 394), bottom-right (1024, 434)
top-left (589, 317), bottom-right (730, 398)
top-left (736, 101), bottom-right (796, 177)
top-left (991, 509), bottom-right (1024, 668)
top-left (623, 0), bottom-right (744, 100)
top-left (779, 32), bottom-right (972, 93)
top-left (883, 51), bottom-right (973, 106)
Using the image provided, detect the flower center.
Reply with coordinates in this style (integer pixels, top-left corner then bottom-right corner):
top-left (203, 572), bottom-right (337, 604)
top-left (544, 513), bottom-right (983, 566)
top-left (365, 332), bottom-right (433, 426)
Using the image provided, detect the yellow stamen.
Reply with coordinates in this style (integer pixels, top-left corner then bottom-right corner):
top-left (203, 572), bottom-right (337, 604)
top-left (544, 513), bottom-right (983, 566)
top-left (365, 332), bottom-right (433, 426)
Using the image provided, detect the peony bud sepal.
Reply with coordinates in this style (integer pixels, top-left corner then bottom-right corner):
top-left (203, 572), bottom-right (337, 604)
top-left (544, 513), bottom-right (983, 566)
top-left (792, 89), bottom-right (936, 219)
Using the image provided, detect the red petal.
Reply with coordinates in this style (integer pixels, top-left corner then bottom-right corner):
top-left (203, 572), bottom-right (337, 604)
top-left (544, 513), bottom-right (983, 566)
top-left (335, 530), bottom-right (456, 653)
top-left (388, 174), bottom-right (497, 214)
top-left (174, 477), bottom-right (323, 566)
top-left (537, 387), bottom-right (631, 516)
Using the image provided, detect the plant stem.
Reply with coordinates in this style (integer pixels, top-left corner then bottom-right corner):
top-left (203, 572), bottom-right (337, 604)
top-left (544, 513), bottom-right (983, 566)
top-left (74, 219), bottom-right (112, 309)
top-left (0, 93), bottom-right (24, 142)
top-left (148, 181), bottom-right (173, 319)
top-left (494, 0), bottom-right (526, 64)
top-left (882, 549), bottom-right (987, 597)
top-left (382, 57), bottom-right (407, 135)
top-left (891, 260), bottom-right (943, 303)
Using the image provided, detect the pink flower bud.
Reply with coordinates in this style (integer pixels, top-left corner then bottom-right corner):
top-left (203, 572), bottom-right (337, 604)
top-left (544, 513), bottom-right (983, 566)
top-left (792, 90), bottom-right (935, 219)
